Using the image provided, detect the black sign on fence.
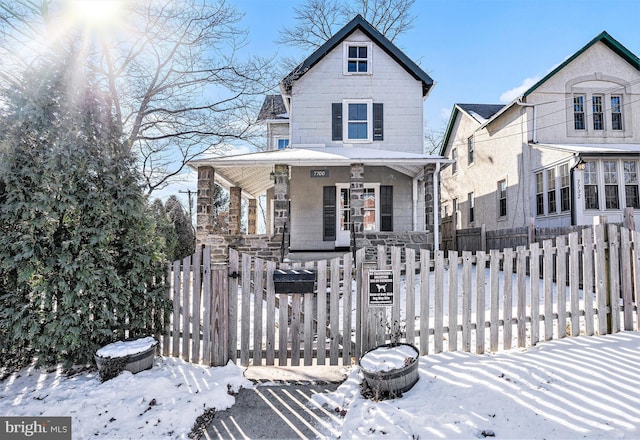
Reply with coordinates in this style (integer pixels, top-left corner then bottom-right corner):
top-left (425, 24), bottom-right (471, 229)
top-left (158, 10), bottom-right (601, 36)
top-left (368, 269), bottom-right (393, 306)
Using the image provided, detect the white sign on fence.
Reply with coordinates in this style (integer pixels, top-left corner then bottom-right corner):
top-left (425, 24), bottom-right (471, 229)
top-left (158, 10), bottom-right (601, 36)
top-left (368, 270), bottom-right (393, 306)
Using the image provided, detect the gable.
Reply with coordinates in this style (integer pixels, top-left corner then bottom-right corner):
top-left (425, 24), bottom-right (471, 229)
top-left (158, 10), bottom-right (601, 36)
top-left (280, 15), bottom-right (433, 96)
top-left (524, 31), bottom-right (640, 98)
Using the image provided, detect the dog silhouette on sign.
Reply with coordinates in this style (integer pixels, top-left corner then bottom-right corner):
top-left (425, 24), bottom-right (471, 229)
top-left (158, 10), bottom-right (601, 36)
top-left (375, 283), bottom-right (387, 293)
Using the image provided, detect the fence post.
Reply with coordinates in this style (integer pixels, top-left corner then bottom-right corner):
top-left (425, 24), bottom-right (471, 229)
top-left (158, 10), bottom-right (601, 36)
top-left (528, 217), bottom-right (535, 245)
top-left (480, 224), bottom-right (487, 252)
top-left (624, 207), bottom-right (635, 231)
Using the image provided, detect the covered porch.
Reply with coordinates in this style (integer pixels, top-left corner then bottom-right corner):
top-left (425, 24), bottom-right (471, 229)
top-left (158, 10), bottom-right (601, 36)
top-left (189, 147), bottom-right (449, 262)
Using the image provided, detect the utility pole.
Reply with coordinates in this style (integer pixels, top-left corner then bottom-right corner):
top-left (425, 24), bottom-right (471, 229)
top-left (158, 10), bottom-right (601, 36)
top-left (179, 189), bottom-right (196, 235)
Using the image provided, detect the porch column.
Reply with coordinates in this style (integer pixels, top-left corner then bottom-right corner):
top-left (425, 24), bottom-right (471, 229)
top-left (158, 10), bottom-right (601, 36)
top-left (229, 186), bottom-right (242, 235)
top-left (424, 163), bottom-right (437, 249)
top-left (350, 163), bottom-right (365, 248)
top-left (273, 164), bottom-right (290, 239)
top-left (197, 166), bottom-right (215, 238)
top-left (248, 198), bottom-right (257, 234)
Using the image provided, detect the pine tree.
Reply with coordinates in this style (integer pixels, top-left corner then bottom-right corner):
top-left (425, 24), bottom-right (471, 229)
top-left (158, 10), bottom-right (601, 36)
top-left (0, 52), bottom-right (171, 367)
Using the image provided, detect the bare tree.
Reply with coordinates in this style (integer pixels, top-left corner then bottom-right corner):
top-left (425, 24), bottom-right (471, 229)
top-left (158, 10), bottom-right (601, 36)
top-left (277, 0), bottom-right (416, 51)
top-left (0, 0), bottom-right (278, 194)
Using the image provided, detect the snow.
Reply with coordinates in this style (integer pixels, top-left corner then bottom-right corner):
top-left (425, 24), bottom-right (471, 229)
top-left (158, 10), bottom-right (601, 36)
top-left (96, 337), bottom-right (158, 358)
top-left (360, 344), bottom-right (418, 373)
top-left (313, 331), bottom-right (640, 439)
top-left (2, 333), bottom-right (639, 439)
top-left (0, 358), bottom-right (252, 439)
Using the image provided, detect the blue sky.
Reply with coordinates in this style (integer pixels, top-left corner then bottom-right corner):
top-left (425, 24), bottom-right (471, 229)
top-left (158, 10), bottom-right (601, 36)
top-left (234, 0), bottom-right (640, 133)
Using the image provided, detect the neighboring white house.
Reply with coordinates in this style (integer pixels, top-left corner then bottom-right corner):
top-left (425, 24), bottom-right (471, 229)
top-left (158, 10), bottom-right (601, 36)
top-left (191, 15), bottom-right (448, 260)
top-left (440, 31), bottom-right (640, 236)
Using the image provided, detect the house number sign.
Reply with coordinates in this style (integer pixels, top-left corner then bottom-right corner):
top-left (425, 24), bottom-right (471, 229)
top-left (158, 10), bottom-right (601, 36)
top-left (310, 169), bottom-right (329, 178)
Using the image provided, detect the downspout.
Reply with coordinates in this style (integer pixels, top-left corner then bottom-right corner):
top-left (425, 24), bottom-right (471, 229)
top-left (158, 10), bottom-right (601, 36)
top-left (412, 176), bottom-right (418, 231)
top-left (434, 162), bottom-right (441, 251)
top-left (516, 98), bottom-right (537, 143)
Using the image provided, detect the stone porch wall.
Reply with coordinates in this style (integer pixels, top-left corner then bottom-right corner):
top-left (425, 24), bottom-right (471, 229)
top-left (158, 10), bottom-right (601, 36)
top-left (199, 230), bottom-right (433, 263)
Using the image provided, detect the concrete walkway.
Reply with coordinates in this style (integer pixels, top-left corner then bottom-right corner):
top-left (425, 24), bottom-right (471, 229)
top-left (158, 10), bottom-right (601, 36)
top-left (202, 366), bottom-right (349, 440)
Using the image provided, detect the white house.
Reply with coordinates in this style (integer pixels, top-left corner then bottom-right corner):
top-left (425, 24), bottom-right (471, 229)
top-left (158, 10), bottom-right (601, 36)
top-left (191, 15), bottom-right (448, 260)
top-left (440, 31), bottom-right (640, 238)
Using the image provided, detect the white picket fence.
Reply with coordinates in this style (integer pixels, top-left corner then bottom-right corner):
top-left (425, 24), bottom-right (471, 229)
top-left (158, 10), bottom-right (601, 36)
top-left (162, 223), bottom-right (639, 366)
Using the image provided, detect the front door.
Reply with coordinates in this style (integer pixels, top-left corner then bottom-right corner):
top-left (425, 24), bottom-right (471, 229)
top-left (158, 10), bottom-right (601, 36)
top-left (336, 184), bottom-right (351, 247)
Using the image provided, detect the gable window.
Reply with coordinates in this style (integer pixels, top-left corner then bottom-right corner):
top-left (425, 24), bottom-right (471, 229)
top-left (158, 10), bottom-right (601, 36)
top-left (467, 136), bottom-right (474, 165)
top-left (468, 192), bottom-right (475, 224)
top-left (451, 149), bottom-right (457, 174)
top-left (603, 160), bottom-right (619, 209)
top-left (343, 42), bottom-right (372, 75)
top-left (536, 172), bottom-right (544, 215)
top-left (592, 95), bottom-right (604, 130)
top-left (498, 180), bottom-right (507, 218)
top-left (624, 161), bottom-right (640, 209)
top-left (583, 161), bottom-right (599, 210)
top-left (560, 164), bottom-right (571, 212)
top-left (611, 96), bottom-right (623, 130)
top-left (277, 138), bottom-right (289, 150)
top-left (547, 168), bottom-right (557, 214)
top-left (573, 95), bottom-right (585, 130)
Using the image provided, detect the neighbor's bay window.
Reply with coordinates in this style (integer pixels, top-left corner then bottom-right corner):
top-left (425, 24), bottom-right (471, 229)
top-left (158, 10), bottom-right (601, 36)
top-left (624, 160), bottom-right (640, 208)
top-left (536, 172), bottom-right (544, 215)
top-left (583, 161), bottom-right (599, 210)
top-left (560, 163), bottom-right (570, 212)
top-left (603, 160), bottom-right (619, 209)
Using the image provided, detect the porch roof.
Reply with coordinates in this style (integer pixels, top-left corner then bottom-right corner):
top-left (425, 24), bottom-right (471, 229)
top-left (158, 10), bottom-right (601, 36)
top-left (188, 146), bottom-right (449, 198)
top-left (534, 143), bottom-right (640, 154)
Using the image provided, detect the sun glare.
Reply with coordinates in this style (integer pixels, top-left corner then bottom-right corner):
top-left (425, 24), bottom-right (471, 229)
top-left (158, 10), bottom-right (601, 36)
top-left (67, 0), bottom-right (125, 30)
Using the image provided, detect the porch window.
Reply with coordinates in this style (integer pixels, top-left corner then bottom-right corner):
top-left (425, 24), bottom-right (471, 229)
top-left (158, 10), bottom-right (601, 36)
top-left (624, 160), bottom-right (640, 208)
top-left (583, 161), bottom-right (599, 210)
top-left (573, 95), bottom-right (585, 130)
top-left (536, 172), bottom-right (544, 215)
top-left (498, 180), bottom-right (507, 218)
top-left (560, 163), bottom-right (570, 212)
top-left (603, 160), bottom-right (619, 209)
top-left (547, 168), bottom-right (557, 214)
top-left (592, 95), bottom-right (604, 130)
top-left (277, 138), bottom-right (289, 150)
top-left (611, 96), bottom-right (623, 130)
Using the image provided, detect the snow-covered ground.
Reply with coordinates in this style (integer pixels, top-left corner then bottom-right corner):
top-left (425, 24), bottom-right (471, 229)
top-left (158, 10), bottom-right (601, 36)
top-left (2, 332), bottom-right (639, 439)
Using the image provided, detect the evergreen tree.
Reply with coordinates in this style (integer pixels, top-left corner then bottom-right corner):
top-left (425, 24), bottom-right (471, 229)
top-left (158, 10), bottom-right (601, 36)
top-left (0, 51), bottom-right (171, 367)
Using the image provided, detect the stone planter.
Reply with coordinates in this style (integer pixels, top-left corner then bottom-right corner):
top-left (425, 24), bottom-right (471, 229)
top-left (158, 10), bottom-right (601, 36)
top-left (360, 343), bottom-right (419, 399)
top-left (95, 337), bottom-right (158, 381)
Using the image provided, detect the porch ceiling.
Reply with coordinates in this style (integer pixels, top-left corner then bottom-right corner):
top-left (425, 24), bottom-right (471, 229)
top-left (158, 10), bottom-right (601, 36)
top-left (189, 146), bottom-right (450, 198)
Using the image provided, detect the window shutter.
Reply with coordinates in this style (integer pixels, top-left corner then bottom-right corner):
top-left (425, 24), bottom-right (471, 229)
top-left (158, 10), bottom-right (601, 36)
top-left (332, 103), bottom-right (343, 141)
top-left (380, 185), bottom-right (393, 231)
top-left (373, 103), bottom-right (384, 141)
top-left (323, 186), bottom-right (337, 240)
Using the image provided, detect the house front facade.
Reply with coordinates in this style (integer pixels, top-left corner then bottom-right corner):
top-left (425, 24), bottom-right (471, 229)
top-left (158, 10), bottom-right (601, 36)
top-left (440, 31), bottom-right (640, 240)
top-left (191, 15), bottom-right (448, 260)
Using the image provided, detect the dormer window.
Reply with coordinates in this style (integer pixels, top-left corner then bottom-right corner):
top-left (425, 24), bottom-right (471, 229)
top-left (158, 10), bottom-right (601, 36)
top-left (343, 42), bottom-right (372, 75)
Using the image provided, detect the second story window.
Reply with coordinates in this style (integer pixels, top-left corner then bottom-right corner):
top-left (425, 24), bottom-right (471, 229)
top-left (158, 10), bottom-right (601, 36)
top-left (592, 95), bottom-right (604, 130)
top-left (611, 96), bottom-right (623, 130)
top-left (451, 148), bottom-right (457, 174)
top-left (467, 136), bottom-right (474, 165)
top-left (347, 102), bottom-right (368, 140)
top-left (573, 95), bottom-right (585, 130)
top-left (344, 42), bottom-right (372, 75)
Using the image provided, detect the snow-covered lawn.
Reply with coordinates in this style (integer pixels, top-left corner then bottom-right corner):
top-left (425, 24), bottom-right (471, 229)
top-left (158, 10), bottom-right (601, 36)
top-left (0, 358), bottom-right (251, 439)
top-left (2, 332), bottom-right (639, 439)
